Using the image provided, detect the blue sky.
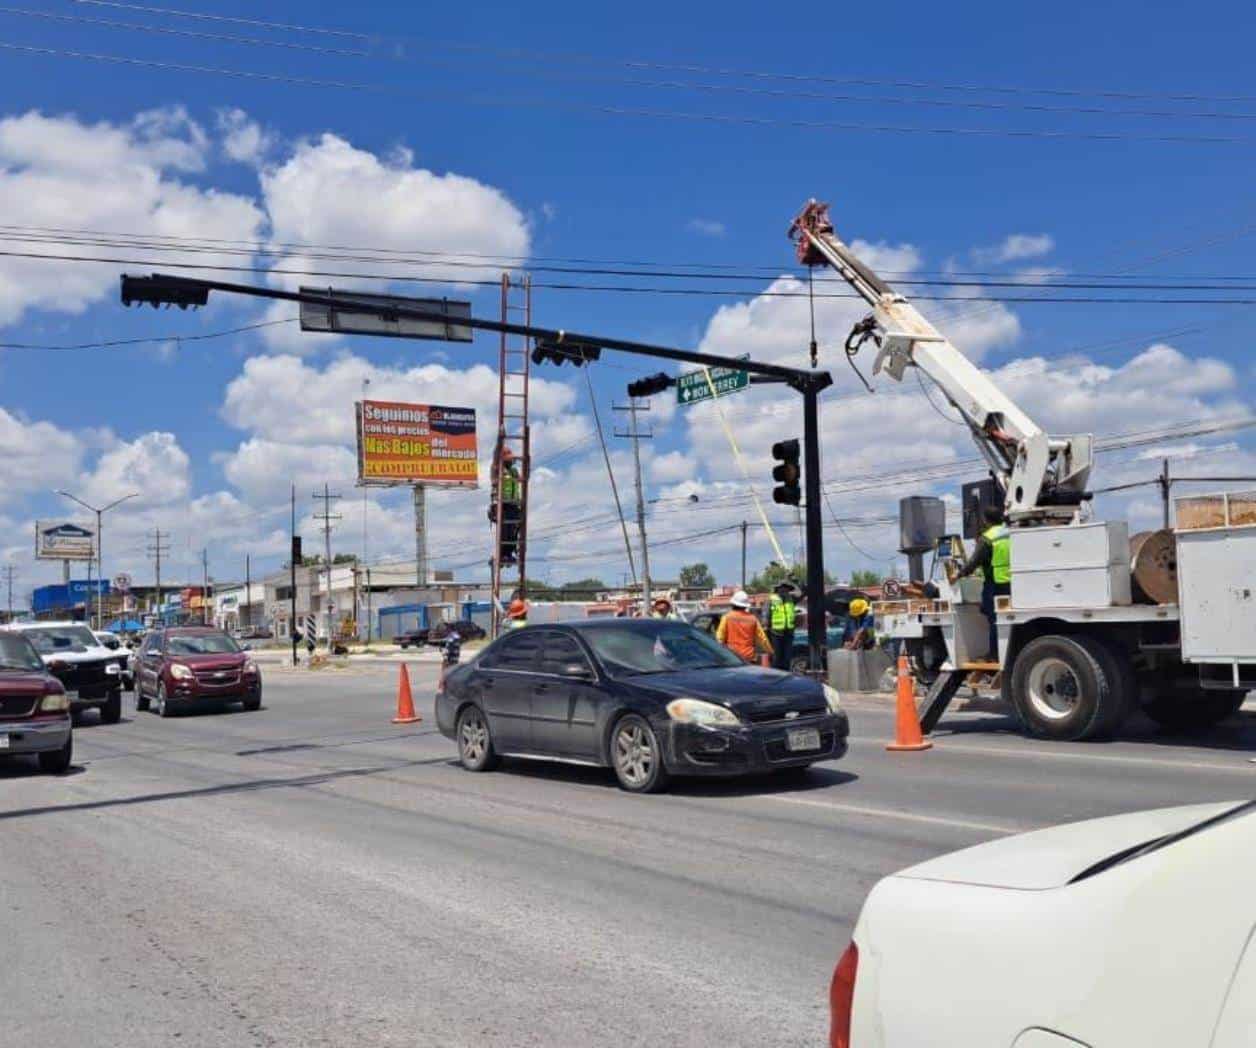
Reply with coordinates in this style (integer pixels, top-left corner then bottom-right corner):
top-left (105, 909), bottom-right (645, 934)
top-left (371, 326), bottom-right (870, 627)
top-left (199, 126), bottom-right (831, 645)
top-left (0, 0), bottom-right (1254, 597)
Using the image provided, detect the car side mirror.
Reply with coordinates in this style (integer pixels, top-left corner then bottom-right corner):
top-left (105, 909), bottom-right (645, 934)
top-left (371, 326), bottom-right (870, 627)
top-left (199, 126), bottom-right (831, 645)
top-left (559, 662), bottom-right (593, 680)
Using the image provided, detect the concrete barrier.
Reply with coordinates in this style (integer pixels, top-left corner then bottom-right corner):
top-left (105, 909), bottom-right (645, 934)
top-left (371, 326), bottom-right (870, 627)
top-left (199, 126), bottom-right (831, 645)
top-left (827, 647), bottom-right (894, 693)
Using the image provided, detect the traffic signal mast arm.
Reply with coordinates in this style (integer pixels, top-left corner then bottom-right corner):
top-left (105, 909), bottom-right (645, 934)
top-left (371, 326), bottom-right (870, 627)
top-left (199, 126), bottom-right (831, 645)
top-left (788, 200), bottom-right (1093, 521)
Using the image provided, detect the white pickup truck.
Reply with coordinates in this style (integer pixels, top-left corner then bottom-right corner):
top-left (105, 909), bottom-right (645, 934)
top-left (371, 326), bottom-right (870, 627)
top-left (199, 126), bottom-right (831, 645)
top-left (1, 621), bottom-right (126, 724)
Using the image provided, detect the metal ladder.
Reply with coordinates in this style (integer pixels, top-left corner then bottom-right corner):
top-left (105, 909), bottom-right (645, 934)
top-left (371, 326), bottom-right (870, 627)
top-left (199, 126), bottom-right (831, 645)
top-left (490, 273), bottom-right (531, 637)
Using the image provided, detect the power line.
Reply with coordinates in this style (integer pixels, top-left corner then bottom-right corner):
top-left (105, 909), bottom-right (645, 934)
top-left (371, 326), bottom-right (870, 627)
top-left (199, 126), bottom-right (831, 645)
top-left (0, 316), bottom-right (293, 350)
top-left (70, 1), bottom-right (1256, 108)
top-left (3, 39), bottom-right (1253, 145)
top-left (9, 246), bottom-right (1256, 305)
top-left (14, 7), bottom-right (1256, 123)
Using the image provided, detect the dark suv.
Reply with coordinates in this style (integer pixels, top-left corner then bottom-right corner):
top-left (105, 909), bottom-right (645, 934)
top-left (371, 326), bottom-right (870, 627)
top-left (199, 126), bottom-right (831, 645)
top-left (135, 627), bottom-right (262, 717)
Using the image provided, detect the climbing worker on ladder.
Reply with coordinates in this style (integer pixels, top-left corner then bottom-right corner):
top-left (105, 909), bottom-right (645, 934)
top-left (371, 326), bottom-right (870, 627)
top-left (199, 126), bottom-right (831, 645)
top-left (956, 504), bottom-right (1011, 658)
top-left (716, 590), bottom-right (772, 664)
top-left (489, 444), bottom-right (524, 566)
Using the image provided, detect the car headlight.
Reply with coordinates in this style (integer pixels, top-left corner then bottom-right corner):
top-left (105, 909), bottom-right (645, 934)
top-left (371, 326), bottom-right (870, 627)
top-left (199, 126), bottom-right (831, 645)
top-left (242, 660), bottom-right (259, 676)
top-left (665, 698), bottom-right (740, 728)
top-left (39, 691), bottom-right (69, 712)
top-left (169, 663), bottom-right (193, 681)
top-left (823, 683), bottom-right (843, 714)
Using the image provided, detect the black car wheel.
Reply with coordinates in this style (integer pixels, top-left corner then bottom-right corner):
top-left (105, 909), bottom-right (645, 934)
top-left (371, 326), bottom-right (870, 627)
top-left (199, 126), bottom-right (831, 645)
top-left (100, 688), bottom-right (122, 725)
top-left (155, 682), bottom-right (173, 718)
top-left (38, 735), bottom-right (73, 774)
top-left (611, 714), bottom-right (670, 794)
top-left (457, 705), bottom-right (500, 772)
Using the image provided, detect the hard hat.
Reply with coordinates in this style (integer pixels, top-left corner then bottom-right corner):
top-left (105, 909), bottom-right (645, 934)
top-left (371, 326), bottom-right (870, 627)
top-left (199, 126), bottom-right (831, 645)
top-left (652, 596), bottom-right (671, 608)
top-left (849, 597), bottom-right (870, 618)
top-left (507, 598), bottom-right (527, 616)
top-left (775, 580), bottom-right (795, 592)
top-left (501, 447), bottom-right (516, 462)
top-left (730, 590), bottom-right (751, 610)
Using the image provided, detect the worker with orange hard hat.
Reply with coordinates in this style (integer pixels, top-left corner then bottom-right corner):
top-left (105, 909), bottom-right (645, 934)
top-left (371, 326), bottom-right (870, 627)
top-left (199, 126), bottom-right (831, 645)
top-left (504, 597), bottom-right (528, 630)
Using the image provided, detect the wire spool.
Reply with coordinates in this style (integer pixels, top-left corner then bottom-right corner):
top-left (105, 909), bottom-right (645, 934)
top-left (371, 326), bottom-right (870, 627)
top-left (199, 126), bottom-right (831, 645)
top-left (1130, 529), bottom-right (1178, 605)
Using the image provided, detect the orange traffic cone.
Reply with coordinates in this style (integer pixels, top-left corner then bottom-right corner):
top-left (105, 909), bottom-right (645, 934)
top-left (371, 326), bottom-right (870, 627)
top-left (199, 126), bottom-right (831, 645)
top-left (886, 652), bottom-right (931, 752)
top-left (392, 663), bottom-right (422, 725)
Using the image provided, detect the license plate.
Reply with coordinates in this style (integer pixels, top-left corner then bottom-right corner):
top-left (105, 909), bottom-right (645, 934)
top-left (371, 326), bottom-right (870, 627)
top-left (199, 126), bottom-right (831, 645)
top-left (0, 734), bottom-right (8, 749)
top-left (786, 728), bottom-right (821, 752)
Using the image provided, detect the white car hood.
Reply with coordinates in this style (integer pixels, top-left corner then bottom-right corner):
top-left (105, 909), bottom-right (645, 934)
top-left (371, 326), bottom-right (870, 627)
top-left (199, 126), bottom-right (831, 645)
top-left (894, 801), bottom-right (1243, 890)
top-left (41, 644), bottom-right (117, 664)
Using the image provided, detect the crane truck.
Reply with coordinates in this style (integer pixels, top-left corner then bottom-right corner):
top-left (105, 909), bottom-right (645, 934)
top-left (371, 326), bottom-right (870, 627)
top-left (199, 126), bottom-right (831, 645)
top-left (789, 199), bottom-right (1256, 741)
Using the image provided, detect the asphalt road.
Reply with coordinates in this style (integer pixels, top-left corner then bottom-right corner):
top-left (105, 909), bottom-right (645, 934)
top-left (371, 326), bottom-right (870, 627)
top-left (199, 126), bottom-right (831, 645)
top-left (4, 664), bottom-right (1255, 1047)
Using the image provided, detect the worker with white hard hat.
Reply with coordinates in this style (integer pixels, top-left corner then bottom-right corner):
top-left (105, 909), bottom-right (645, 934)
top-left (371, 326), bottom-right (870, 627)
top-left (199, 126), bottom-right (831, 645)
top-left (716, 590), bottom-right (771, 663)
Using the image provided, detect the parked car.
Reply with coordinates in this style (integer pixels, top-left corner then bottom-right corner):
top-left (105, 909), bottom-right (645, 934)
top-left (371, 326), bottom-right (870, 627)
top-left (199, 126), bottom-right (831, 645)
top-left (436, 619), bottom-right (849, 793)
top-left (0, 629), bottom-right (73, 773)
top-left (830, 800), bottom-right (1256, 1048)
top-left (2, 620), bottom-right (125, 723)
top-left (134, 627), bottom-right (262, 716)
top-left (393, 628), bottom-right (430, 649)
top-left (686, 610), bottom-right (722, 635)
top-left (427, 619), bottom-right (486, 644)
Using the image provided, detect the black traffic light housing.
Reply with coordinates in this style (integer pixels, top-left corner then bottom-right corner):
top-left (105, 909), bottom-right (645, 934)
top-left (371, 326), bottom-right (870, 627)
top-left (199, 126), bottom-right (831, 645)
top-left (626, 372), bottom-right (675, 398)
top-left (531, 338), bottom-right (601, 367)
top-left (120, 273), bottom-right (209, 310)
top-left (772, 438), bottom-right (801, 505)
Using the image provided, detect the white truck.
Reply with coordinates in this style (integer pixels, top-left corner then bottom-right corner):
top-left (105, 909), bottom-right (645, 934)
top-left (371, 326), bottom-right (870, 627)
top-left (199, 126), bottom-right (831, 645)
top-left (789, 200), bottom-right (1256, 741)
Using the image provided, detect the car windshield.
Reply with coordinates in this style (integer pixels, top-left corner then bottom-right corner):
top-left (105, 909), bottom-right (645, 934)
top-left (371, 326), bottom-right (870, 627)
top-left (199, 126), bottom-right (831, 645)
top-left (167, 633), bottom-right (241, 655)
top-left (25, 624), bottom-right (99, 654)
top-left (0, 632), bottom-right (46, 671)
top-left (582, 622), bottom-right (745, 676)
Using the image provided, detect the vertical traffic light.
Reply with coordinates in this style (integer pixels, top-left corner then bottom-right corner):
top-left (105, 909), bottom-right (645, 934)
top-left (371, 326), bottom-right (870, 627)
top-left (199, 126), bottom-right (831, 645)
top-left (772, 438), bottom-right (801, 505)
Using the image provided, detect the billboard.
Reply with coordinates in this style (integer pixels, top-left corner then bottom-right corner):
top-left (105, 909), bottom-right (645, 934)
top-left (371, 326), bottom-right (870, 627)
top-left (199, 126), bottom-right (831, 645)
top-left (356, 400), bottom-right (479, 487)
top-left (35, 520), bottom-right (95, 561)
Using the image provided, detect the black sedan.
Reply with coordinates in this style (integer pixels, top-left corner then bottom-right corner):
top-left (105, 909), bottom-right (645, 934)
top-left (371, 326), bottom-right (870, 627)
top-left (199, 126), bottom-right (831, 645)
top-left (435, 619), bottom-right (849, 793)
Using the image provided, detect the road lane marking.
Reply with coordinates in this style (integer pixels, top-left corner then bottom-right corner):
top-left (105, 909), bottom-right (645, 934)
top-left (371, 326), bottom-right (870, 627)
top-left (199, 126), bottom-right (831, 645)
top-left (843, 735), bottom-right (1256, 775)
top-left (759, 794), bottom-right (1022, 835)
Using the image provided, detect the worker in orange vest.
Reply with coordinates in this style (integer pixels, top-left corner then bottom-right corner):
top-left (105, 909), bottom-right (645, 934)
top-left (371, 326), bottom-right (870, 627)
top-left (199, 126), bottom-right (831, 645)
top-left (715, 590), bottom-right (772, 663)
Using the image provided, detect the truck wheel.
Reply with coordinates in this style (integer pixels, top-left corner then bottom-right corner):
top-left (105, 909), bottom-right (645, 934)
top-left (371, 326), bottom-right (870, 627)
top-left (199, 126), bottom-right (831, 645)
top-left (1143, 689), bottom-right (1246, 732)
top-left (38, 735), bottom-right (73, 774)
top-left (1072, 636), bottom-right (1135, 738)
top-left (1009, 635), bottom-right (1119, 741)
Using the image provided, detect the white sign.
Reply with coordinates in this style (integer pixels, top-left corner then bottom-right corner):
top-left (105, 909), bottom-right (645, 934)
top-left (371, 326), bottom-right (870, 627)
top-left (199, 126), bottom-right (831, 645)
top-left (113, 573), bottom-right (132, 592)
top-left (35, 520), bottom-right (95, 561)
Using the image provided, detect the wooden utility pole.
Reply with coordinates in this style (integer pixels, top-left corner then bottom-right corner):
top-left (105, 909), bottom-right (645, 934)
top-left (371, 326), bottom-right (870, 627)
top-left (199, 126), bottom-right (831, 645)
top-left (147, 528), bottom-right (168, 626)
top-left (741, 521), bottom-right (748, 589)
top-left (312, 484), bottom-right (342, 649)
top-left (614, 398), bottom-right (653, 612)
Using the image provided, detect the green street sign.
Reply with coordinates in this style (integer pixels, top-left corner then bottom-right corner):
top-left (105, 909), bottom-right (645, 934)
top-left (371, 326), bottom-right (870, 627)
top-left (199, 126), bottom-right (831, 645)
top-left (676, 362), bottom-right (749, 405)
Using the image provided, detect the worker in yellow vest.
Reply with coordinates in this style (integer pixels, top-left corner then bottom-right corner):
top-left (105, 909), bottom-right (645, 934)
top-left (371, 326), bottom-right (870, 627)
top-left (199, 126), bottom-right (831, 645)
top-left (503, 598), bottom-right (528, 630)
top-left (767, 581), bottom-right (798, 670)
top-left (959, 504), bottom-right (1011, 658)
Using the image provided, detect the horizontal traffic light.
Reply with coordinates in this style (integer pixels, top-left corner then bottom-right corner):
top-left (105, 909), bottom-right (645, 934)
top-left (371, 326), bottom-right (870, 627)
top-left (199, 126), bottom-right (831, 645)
top-left (627, 372), bottom-right (675, 398)
top-left (531, 338), bottom-right (602, 367)
top-left (120, 274), bottom-right (209, 310)
top-left (772, 438), bottom-right (801, 506)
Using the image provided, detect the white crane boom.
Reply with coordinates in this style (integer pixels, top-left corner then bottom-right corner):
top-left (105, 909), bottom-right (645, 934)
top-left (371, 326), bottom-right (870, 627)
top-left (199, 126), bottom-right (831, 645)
top-left (789, 199), bottom-right (1093, 522)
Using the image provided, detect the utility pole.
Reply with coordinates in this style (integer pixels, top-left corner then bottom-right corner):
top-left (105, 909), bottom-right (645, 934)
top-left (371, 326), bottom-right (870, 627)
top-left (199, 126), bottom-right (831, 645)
top-left (312, 484), bottom-right (342, 650)
top-left (614, 397), bottom-right (653, 613)
top-left (290, 485), bottom-right (298, 666)
top-left (412, 485), bottom-right (427, 588)
top-left (244, 553), bottom-right (251, 632)
top-left (147, 528), bottom-right (169, 627)
top-left (741, 521), bottom-right (748, 589)
top-left (1159, 457), bottom-right (1171, 529)
top-left (2, 564), bottom-right (16, 621)
top-left (55, 489), bottom-right (139, 630)
top-left (201, 548), bottom-right (209, 625)
top-left (365, 566), bottom-right (373, 645)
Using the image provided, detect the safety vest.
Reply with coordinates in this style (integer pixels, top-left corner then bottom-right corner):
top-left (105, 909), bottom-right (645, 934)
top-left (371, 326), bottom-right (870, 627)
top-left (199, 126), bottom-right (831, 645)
top-left (501, 469), bottom-right (521, 503)
top-left (504, 615), bottom-right (526, 630)
top-left (722, 610), bottom-right (761, 662)
top-left (769, 595), bottom-right (796, 632)
top-left (984, 524), bottom-right (1012, 584)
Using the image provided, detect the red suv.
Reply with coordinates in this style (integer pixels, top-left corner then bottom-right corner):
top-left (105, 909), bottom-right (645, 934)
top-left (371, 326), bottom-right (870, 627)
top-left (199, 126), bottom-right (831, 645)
top-left (135, 627), bottom-right (262, 717)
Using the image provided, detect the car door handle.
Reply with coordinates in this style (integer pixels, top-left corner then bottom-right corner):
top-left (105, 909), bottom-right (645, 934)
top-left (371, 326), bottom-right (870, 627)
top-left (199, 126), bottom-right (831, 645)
top-left (534, 683), bottom-right (551, 694)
